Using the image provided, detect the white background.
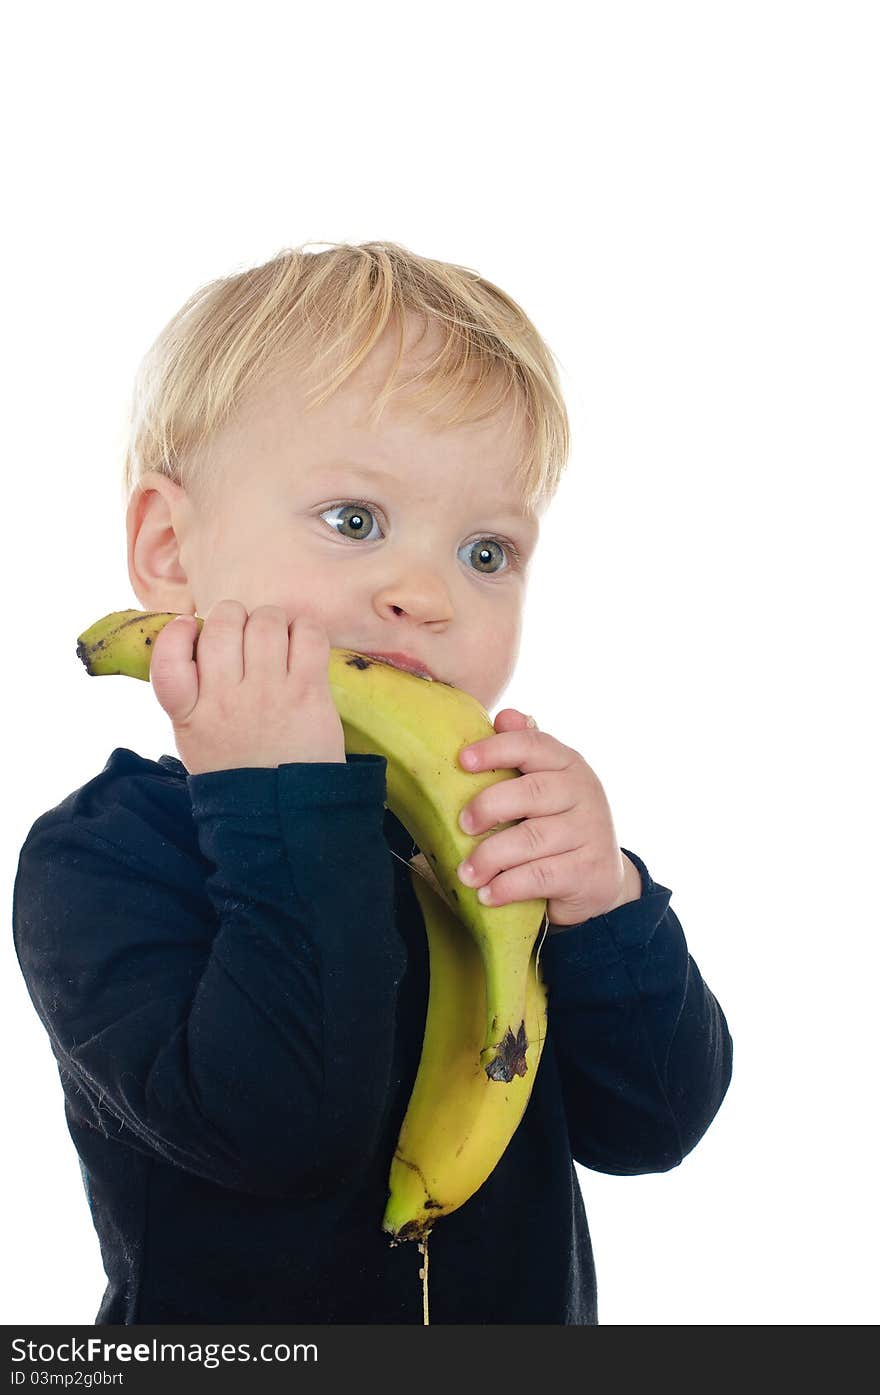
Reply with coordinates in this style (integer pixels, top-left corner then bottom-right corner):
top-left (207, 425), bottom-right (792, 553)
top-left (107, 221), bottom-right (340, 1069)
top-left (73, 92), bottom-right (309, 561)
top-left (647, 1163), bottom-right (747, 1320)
top-left (2, 0), bottom-right (877, 1326)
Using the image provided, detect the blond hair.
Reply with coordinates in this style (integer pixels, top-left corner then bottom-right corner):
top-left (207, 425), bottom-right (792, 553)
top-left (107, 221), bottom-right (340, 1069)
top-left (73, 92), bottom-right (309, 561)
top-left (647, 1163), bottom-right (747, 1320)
top-left (120, 240), bottom-right (571, 518)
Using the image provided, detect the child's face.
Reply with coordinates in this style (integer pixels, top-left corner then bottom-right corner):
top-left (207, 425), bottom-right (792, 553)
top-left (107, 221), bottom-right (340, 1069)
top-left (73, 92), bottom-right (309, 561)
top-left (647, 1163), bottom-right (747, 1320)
top-left (129, 316), bottom-right (542, 709)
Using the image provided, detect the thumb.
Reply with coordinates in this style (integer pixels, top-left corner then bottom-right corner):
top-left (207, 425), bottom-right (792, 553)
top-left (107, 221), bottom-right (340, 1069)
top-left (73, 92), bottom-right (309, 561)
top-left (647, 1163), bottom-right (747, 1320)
top-left (493, 707), bottom-right (538, 733)
top-left (149, 615), bottom-right (199, 723)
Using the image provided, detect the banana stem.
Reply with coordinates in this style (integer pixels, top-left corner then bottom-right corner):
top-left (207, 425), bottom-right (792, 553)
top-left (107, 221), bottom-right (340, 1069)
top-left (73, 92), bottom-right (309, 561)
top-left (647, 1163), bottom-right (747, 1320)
top-left (418, 1237), bottom-right (430, 1325)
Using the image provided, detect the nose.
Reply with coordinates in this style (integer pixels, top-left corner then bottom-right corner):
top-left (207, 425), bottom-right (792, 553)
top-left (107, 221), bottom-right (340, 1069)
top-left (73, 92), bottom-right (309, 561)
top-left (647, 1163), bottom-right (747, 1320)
top-left (373, 565), bottom-right (454, 626)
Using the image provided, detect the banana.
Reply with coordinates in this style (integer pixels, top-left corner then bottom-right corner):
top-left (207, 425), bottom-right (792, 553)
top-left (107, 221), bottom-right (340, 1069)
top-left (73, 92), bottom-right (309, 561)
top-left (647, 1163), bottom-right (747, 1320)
top-left (383, 852), bottom-right (548, 1244)
top-left (76, 609), bottom-right (548, 1084)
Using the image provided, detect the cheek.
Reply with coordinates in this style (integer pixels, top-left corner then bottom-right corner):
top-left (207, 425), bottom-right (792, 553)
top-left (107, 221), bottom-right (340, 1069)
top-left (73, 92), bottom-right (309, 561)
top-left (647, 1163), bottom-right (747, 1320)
top-left (463, 625), bottom-right (520, 707)
top-left (286, 569), bottom-right (353, 632)
top-left (225, 551), bottom-right (323, 620)
top-left (484, 607), bottom-right (522, 659)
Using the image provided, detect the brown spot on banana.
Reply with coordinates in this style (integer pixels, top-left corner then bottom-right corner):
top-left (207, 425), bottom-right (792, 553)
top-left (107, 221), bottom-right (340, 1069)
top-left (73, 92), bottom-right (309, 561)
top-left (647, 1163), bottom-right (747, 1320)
top-left (483, 1022), bottom-right (529, 1081)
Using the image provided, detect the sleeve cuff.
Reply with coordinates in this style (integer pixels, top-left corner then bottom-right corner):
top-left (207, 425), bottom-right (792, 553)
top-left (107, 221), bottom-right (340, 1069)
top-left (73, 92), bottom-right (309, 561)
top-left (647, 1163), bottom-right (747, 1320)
top-left (619, 847), bottom-right (654, 897)
top-left (538, 848), bottom-right (673, 981)
top-left (186, 752), bottom-right (387, 819)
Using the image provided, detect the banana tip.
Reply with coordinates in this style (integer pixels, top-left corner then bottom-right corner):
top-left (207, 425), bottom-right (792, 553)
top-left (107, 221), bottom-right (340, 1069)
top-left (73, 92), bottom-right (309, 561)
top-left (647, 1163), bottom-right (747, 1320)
top-left (75, 638), bottom-right (97, 674)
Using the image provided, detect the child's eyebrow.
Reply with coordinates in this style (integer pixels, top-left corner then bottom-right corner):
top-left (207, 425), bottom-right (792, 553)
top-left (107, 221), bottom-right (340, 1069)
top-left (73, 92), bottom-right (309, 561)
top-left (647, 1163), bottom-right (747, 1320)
top-left (313, 461), bottom-right (399, 485)
top-left (311, 461), bottom-right (537, 529)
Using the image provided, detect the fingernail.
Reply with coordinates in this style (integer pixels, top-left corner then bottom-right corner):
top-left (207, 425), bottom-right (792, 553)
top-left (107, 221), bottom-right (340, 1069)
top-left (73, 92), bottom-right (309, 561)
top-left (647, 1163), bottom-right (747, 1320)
top-left (458, 860), bottom-right (475, 884)
top-left (525, 714), bottom-right (538, 729)
top-left (461, 748), bottom-right (478, 768)
top-left (477, 885), bottom-right (493, 904)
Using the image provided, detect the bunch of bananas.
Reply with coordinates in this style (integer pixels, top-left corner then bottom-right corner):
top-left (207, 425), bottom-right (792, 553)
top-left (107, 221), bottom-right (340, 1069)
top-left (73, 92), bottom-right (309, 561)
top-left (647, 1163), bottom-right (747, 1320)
top-left (76, 610), bottom-right (549, 1248)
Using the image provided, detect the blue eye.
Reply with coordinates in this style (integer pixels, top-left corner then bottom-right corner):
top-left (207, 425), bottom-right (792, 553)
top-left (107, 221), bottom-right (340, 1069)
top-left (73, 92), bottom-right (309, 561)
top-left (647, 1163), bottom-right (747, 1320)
top-left (319, 501), bottom-right (522, 576)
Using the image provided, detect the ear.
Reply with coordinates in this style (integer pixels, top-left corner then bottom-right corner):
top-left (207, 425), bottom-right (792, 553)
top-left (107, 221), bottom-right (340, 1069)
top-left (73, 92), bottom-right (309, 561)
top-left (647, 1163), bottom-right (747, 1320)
top-left (126, 473), bottom-right (195, 613)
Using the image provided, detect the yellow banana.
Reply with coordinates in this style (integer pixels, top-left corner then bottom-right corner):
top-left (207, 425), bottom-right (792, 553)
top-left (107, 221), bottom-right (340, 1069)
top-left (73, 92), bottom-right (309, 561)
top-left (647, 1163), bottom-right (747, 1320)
top-left (75, 609), bottom-right (548, 1084)
top-left (384, 852), bottom-right (548, 1244)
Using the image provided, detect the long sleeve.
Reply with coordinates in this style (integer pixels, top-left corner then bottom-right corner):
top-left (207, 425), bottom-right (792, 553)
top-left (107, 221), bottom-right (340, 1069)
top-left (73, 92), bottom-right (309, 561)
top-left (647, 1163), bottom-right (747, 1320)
top-left (12, 752), bottom-right (407, 1200)
top-left (538, 847), bottom-right (733, 1175)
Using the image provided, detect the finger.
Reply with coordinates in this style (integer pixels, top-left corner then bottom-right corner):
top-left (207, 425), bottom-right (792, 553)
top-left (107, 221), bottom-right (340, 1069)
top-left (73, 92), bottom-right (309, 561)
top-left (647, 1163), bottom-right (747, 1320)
top-left (287, 614), bottom-right (332, 687)
top-left (493, 708), bottom-right (539, 732)
top-left (196, 598), bottom-right (248, 696)
top-left (243, 605), bottom-right (291, 678)
top-left (458, 768), bottom-right (577, 836)
top-left (149, 615), bottom-right (200, 723)
top-left (464, 845), bottom-right (588, 910)
top-left (459, 727), bottom-right (570, 774)
top-left (458, 810), bottom-right (586, 892)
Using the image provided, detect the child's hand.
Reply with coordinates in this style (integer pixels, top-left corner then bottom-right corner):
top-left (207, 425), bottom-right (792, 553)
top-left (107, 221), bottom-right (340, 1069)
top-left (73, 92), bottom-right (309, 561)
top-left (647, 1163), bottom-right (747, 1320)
top-left (455, 709), bottom-right (640, 928)
top-left (149, 599), bottom-right (347, 775)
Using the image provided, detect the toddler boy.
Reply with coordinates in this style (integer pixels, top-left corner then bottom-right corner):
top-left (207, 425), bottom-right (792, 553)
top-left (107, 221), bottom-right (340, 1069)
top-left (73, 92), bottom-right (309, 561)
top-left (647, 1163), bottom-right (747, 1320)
top-left (13, 240), bottom-right (732, 1323)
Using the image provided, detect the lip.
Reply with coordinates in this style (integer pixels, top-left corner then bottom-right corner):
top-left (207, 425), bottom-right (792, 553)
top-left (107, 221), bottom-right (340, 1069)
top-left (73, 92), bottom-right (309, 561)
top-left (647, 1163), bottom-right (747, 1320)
top-left (359, 650), bottom-right (438, 681)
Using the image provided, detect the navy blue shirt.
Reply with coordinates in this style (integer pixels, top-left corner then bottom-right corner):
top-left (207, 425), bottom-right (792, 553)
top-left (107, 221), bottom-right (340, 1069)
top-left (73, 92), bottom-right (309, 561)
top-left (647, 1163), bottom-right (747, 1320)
top-left (12, 747), bottom-right (732, 1324)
